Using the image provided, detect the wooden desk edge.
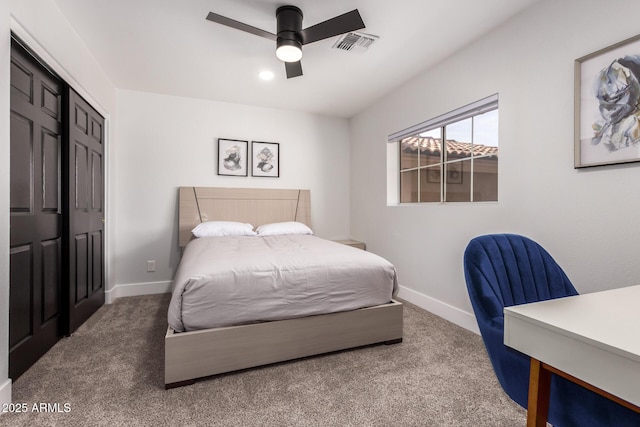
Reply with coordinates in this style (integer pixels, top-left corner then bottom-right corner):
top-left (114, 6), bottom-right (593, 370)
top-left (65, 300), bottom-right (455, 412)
top-left (526, 358), bottom-right (640, 427)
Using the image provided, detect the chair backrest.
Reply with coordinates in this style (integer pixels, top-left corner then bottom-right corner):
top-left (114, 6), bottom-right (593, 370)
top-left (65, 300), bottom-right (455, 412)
top-left (463, 233), bottom-right (577, 406)
top-left (464, 233), bottom-right (578, 317)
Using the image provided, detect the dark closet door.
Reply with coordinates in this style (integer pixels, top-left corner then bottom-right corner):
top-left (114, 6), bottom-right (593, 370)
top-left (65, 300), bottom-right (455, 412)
top-left (9, 40), bottom-right (63, 379)
top-left (66, 88), bottom-right (105, 333)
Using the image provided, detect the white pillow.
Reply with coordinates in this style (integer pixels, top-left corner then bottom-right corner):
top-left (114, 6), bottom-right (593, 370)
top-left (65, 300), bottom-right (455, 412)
top-left (191, 221), bottom-right (256, 238)
top-left (256, 221), bottom-right (313, 236)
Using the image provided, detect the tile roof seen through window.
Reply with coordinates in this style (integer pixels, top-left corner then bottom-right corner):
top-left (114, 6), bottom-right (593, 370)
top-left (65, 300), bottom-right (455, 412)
top-left (401, 136), bottom-right (498, 159)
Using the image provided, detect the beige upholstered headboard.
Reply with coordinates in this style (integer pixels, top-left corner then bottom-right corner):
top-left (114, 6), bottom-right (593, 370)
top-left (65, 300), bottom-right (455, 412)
top-left (179, 187), bottom-right (311, 247)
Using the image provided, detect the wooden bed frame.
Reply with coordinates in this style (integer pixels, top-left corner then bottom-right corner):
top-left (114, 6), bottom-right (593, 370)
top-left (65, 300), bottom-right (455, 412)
top-left (165, 187), bottom-right (403, 388)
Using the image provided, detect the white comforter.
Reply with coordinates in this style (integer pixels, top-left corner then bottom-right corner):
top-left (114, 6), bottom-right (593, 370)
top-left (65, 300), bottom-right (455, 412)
top-left (168, 235), bottom-right (398, 332)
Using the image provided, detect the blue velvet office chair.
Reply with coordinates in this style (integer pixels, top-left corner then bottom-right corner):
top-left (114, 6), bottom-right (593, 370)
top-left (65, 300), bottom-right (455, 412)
top-left (463, 234), bottom-right (640, 427)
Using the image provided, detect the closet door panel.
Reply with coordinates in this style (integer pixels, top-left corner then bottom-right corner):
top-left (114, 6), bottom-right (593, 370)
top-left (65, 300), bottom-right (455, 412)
top-left (67, 87), bottom-right (105, 333)
top-left (9, 39), bottom-right (63, 380)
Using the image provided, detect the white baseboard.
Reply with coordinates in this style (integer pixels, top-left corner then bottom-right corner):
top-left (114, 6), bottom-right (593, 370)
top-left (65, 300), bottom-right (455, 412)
top-left (0, 378), bottom-right (11, 413)
top-left (397, 285), bottom-right (480, 335)
top-left (105, 281), bottom-right (171, 304)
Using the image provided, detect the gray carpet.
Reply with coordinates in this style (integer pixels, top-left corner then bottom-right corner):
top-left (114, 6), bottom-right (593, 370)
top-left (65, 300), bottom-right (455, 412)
top-left (0, 295), bottom-right (525, 426)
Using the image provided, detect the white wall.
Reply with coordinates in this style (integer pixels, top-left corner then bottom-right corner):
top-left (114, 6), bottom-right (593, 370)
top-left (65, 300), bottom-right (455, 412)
top-left (350, 0), bottom-right (640, 332)
top-left (113, 89), bottom-right (351, 297)
top-left (1, 0), bottom-right (117, 409)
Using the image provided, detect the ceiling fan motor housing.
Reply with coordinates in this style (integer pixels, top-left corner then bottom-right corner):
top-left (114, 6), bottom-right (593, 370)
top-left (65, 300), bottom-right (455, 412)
top-left (276, 5), bottom-right (303, 59)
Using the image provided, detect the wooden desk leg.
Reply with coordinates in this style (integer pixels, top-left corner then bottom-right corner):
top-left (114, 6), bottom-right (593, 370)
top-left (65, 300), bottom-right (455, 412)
top-left (527, 358), bottom-right (551, 427)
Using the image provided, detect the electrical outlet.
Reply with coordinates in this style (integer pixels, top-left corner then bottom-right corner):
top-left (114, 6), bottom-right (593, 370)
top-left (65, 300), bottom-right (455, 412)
top-left (147, 260), bottom-right (156, 272)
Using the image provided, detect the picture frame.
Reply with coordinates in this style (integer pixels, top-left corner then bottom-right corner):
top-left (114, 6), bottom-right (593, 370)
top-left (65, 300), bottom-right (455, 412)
top-left (217, 138), bottom-right (248, 176)
top-left (575, 34), bottom-right (640, 168)
top-left (446, 162), bottom-right (463, 184)
top-left (425, 164), bottom-right (462, 184)
top-left (426, 168), bottom-right (440, 183)
top-left (251, 141), bottom-right (279, 177)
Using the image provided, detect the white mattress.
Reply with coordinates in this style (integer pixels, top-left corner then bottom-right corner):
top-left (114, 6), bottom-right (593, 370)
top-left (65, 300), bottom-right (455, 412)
top-left (168, 235), bottom-right (398, 332)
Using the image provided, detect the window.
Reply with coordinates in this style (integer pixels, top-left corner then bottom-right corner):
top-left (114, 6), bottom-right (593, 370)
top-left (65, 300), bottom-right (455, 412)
top-left (391, 94), bottom-right (498, 203)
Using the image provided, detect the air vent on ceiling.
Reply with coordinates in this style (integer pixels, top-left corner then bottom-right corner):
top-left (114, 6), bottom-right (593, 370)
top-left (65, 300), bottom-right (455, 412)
top-left (332, 32), bottom-right (379, 53)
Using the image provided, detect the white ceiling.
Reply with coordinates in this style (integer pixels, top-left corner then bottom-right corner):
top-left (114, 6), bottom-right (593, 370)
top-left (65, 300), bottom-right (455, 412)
top-left (53, 0), bottom-right (539, 118)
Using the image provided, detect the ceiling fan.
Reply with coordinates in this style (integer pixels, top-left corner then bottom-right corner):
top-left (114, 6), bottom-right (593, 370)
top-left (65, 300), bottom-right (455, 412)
top-left (206, 6), bottom-right (365, 79)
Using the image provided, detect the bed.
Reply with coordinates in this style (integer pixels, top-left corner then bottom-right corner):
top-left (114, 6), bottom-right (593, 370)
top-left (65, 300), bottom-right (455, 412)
top-left (165, 187), bottom-right (403, 388)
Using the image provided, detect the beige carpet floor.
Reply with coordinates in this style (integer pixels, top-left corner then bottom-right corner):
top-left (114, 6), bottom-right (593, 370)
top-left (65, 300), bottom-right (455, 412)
top-left (0, 294), bottom-right (525, 426)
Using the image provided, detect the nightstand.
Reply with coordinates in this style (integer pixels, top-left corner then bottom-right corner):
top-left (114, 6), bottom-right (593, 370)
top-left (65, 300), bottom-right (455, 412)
top-left (332, 239), bottom-right (366, 250)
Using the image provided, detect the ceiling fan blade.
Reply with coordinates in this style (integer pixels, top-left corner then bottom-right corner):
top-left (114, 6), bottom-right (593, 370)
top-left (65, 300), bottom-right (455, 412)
top-left (300, 9), bottom-right (365, 45)
top-left (206, 12), bottom-right (277, 41)
top-left (285, 61), bottom-right (303, 79)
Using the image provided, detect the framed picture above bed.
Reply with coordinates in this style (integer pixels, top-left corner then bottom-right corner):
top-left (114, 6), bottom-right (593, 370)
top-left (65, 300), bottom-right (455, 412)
top-left (218, 138), bottom-right (248, 176)
top-left (252, 141), bottom-right (280, 177)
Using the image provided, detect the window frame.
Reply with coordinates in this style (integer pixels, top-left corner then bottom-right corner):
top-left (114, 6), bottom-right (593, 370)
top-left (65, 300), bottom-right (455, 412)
top-left (392, 94), bottom-right (498, 204)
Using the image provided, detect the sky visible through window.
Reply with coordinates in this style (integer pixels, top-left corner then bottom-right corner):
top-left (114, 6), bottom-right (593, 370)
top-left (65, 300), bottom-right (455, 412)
top-left (420, 109), bottom-right (499, 147)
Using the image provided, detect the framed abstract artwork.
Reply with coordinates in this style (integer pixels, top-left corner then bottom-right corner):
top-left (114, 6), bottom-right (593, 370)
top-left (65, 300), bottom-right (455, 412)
top-left (426, 168), bottom-right (441, 183)
top-left (446, 162), bottom-right (463, 184)
top-left (575, 34), bottom-right (640, 168)
top-left (425, 164), bottom-right (461, 184)
top-left (251, 141), bottom-right (280, 177)
top-left (217, 138), bottom-right (248, 176)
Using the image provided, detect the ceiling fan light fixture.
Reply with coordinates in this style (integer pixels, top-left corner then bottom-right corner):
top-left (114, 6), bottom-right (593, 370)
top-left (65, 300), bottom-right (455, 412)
top-left (206, 5), bottom-right (365, 78)
top-left (276, 39), bottom-right (302, 62)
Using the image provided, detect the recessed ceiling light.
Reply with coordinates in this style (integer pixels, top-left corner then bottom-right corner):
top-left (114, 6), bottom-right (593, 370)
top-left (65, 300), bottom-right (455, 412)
top-left (259, 70), bottom-right (274, 81)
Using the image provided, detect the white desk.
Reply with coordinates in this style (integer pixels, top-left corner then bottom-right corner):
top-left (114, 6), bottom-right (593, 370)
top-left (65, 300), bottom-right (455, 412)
top-left (504, 285), bottom-right (640, 427)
